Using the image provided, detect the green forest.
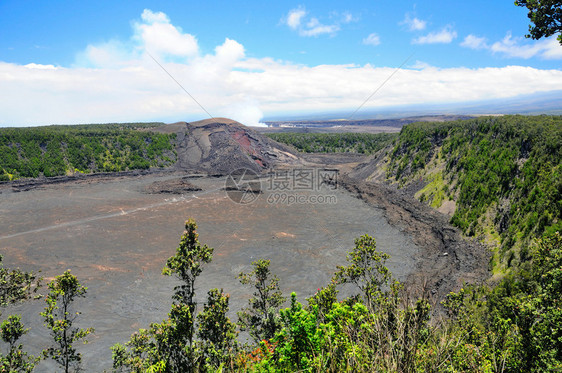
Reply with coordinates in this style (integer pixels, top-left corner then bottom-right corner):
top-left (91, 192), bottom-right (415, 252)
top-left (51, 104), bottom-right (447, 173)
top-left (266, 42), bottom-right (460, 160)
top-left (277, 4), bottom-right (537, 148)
top-left (266, 132), bottom-right (397, 154)
top-left (0, 123), bottom-right (176, 181)
top-left (384, 115), bottom-right (562, 272)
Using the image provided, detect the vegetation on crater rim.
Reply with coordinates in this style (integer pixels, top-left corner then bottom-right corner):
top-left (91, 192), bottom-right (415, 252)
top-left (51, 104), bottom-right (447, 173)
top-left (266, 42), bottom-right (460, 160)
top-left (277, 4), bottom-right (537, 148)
top-left (385, 115), bottom-right (562, 272)
top-left (0, 123), bottom-right (176, 181)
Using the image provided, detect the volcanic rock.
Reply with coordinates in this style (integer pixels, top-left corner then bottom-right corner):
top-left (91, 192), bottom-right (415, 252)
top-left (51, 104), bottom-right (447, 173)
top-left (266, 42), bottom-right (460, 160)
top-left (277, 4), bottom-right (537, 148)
top-left (143, 177), bottom-right (202, 194)
top-left (152, 118), bottom-right (299, 175)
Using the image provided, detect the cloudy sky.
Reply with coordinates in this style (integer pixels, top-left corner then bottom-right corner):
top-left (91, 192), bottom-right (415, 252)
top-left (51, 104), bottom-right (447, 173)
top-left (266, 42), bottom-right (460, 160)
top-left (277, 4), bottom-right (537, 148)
top-left (1, 1), bottom-right (561, 126)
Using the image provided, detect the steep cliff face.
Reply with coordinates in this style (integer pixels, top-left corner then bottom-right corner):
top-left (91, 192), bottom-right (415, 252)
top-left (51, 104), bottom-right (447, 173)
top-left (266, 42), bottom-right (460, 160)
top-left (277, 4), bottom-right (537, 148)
top-left (349, 115), bottom-right (562, 273)
top-left (152, 118), bottom-right (299, 174)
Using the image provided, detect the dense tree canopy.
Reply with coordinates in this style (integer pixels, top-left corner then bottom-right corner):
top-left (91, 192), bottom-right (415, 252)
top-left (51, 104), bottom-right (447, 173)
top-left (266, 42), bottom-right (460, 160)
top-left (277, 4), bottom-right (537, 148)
top-left (267, 132), bottom-right (397, 154)
top-left (0, 123), bottom-right (175, 180)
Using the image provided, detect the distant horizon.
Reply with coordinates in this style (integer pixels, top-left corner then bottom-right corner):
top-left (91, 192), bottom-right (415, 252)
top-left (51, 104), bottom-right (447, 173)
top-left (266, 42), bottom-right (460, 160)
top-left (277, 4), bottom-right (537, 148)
top-left (3, 109), bottom-right (561, 130)
top-left (261, 89), bottom-right (562, 122)
top-left (2, 96), bottom-right (562, 128)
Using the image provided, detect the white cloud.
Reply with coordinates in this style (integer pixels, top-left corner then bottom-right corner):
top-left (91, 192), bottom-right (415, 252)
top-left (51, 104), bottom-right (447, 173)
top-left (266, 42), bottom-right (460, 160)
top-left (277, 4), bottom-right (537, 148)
top-left (214, 38), bottom-right (245, 62)
top-left (140, 9), bottom-right (169, 24)
top-left (134, 9), bottom-right (198, 59)
top-left (301, 18), bottom-right (340, 37)
top-left (413, 26), bottom-right (457, 44)
top-left (460, 32), bottom-right (562, 60)
top-left (286, 7), bottom-right (306, 29)
top-left (75, 40), bottom-right (132, 68)
top-left (24, 63), bottom-right (57, 70)
top-left (490, 32), bottom-right (562, 59)
top-left (283, 7), bottom-right (342, 37)
top-left (401, 14), bottom-right (427, 31)
top-left (461, 34), bottom-right (488, 50)
top-left (2, 10), bottom-right (562, 127)
top-left (363, 33), bottom-right (381, 46)
top-left (341, 12), bottom-right (356, 24)
top-left (540, 37), bottom-right (562, 59)
top-left (410, 60), bottom-right (433, 70)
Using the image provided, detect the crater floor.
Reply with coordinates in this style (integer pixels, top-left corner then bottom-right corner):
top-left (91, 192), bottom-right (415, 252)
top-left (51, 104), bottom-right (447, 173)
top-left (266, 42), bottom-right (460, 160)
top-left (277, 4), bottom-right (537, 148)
top-left (0, 172), bottom-right (419, 372)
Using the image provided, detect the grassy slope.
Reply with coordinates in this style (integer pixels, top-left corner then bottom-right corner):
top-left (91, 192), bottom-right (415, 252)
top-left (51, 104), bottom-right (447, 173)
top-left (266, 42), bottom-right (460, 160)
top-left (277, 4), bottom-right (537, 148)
top-left (0, 123), bottom-right (176, 180)
top-left (384, 115), bottom-right (562, 273)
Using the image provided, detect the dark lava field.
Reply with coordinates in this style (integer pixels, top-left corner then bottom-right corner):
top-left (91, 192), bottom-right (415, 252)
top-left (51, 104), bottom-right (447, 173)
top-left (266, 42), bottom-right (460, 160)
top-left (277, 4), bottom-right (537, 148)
top-left (0, 172), bottom-right (421, 372)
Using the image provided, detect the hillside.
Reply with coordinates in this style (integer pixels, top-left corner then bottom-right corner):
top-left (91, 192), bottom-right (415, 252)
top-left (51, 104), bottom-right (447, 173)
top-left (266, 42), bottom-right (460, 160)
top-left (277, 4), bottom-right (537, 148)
top-left (0, 123), bottom-right (176, 180)
top-left (152, 118), bottom-right (298, 174)
top-left (351, 115), bottom-right (562, 273)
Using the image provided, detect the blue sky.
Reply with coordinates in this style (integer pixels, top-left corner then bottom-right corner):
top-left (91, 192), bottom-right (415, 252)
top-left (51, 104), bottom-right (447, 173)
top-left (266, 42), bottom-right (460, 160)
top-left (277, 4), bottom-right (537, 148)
top-left (1, 1), bottom-right (561, 126)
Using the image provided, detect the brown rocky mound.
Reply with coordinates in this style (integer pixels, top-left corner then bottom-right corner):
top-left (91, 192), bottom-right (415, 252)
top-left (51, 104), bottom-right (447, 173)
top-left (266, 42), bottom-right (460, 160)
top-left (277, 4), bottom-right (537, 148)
top-left (152, 118), bottom-right (299, 175)
top-left (143, 177), bottom-right (203, 194)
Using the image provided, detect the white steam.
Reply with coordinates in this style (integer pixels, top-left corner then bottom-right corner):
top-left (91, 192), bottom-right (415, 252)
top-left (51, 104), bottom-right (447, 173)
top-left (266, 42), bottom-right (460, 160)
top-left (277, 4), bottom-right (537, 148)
top-left (221, 101), bottom-right (265, 127)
